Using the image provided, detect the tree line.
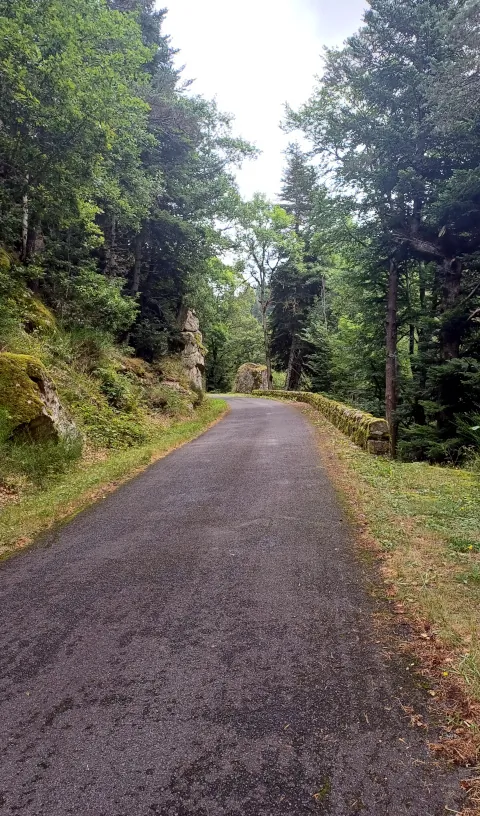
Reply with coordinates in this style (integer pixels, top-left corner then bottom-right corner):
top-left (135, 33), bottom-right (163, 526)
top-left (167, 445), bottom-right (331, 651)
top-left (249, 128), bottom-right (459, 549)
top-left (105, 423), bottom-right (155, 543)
top-left (1, 0), bottom-right (480, 463)
top-left (210, 0), bottom-right (480, 464)
top-left (0, 0), bottom-right (253, 358)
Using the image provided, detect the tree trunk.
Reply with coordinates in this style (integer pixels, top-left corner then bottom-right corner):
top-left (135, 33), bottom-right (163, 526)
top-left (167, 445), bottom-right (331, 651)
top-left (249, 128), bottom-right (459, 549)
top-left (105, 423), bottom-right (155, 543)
top-left (436, 257), bottom-right (463, 433)
top-left (285, 336), bottom-right (303, 391)
top-left (412, 264), bottom-right (427, 426)
top-left (409, 324), bottom-right (415, 357)
top-left (259, 277), bottom-right (272, 388)
top-left (105, 214), bottom-right (117, 277)
top-left (386, 258), bottom-right (399, 458)
top-left (262, 315), bottom-right (272, 388)
top-left (131, 230), bottom-right (143, 295)
top-left (21, 176), bottom-right (29, 262)
top-left (439, 257), bottom-right (462, 360)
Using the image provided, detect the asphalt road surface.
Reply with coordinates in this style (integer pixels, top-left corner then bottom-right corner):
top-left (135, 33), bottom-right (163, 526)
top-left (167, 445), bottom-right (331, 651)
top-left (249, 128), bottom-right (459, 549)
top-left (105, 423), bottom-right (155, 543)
top-left (0, 398), bottom-right (463, 815)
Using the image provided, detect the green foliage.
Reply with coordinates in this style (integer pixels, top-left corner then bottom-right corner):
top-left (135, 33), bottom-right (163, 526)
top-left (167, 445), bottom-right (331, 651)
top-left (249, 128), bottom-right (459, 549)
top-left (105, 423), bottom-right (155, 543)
top-left (73, 399), bottom-right (149, 448)
top-left (193, 261), bottom-right (264, 391)
top-left (48, 268), bottom-right (138, 335)
top-left (271, 370), bottom-right (286, 389)
top-left (400, 360), bottom-right (480, 463)
top-left (233, 194), bottom-right (304, 379)
top-left (286, 0), bottom-right (480, 461)
top-left (0, 0), bottom-right (253, 366)
top-left (95, 367), bottom-right (137, 412)
top-left (302, 317), bottom-right (333, 394)
top-left (456, 566), bottom-right (480, 586)
top-left (449, 537), bottom-right (480, 555)
top-left (147, 385), bottom-right (193, 416)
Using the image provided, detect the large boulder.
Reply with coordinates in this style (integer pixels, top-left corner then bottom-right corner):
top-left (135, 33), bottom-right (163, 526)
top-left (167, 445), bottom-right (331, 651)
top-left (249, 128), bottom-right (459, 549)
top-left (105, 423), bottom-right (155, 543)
top-left (234, 363), bottom-right (268, 393)
top-left (180, 309), bottom-right (206, 391)
top-left (0, 353), bottom-right (77, 442)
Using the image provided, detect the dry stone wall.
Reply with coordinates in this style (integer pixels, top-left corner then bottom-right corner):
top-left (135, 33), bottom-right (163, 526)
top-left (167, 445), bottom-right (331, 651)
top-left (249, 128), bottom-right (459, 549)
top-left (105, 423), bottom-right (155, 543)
top-left (252, 390), bottom-right (390, 456)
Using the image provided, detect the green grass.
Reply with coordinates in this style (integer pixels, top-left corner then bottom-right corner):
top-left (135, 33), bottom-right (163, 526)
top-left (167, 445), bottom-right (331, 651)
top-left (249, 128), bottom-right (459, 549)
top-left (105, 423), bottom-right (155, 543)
top-left (0, 399), bottom-right (227, 558)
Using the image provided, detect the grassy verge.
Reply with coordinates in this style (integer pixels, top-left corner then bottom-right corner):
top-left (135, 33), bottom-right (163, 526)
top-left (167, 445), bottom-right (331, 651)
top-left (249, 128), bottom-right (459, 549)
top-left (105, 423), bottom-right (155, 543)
top-left (0, 398), bottom-right (228, 560)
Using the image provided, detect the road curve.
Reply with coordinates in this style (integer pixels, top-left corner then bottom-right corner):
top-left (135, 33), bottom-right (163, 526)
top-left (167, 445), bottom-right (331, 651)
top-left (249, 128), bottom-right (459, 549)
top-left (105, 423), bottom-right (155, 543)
top-left (0, 397), bottom-right (462, 815)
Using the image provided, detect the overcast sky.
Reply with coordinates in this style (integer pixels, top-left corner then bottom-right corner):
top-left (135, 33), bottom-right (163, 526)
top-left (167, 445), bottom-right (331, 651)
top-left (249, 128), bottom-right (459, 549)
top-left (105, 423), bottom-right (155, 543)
top-left (162, 0), bottom-right (367, 201)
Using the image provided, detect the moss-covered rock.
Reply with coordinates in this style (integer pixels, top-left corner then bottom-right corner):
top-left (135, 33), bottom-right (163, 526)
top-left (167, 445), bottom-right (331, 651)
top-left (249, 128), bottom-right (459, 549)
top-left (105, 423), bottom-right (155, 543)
top-left (0, 353), bottom-right (77, 441)
top-left (252, 389), bottom-right (390, 456)
top-left (234, 363), bottom-right (268, 393)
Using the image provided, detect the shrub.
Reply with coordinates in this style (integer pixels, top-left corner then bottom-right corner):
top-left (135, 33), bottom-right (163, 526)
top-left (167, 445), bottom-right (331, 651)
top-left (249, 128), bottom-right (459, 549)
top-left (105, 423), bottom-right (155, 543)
top-left (95, 367), bottom-right (137, 412)
top-left (49, 266), bottom-right (138, 336)
top-left (72, 400), bottom-right (149, 448)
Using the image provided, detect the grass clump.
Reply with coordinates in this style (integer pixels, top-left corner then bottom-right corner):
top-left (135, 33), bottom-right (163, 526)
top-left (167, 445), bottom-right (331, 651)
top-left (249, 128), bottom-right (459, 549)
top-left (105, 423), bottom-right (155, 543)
top-left (0, 437), bottom-right (83, 489)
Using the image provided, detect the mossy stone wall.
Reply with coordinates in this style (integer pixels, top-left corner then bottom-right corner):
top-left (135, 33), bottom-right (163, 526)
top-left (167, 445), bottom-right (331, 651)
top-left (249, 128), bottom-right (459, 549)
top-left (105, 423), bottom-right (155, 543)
top-left (252, 390), bottom-right (390, 456)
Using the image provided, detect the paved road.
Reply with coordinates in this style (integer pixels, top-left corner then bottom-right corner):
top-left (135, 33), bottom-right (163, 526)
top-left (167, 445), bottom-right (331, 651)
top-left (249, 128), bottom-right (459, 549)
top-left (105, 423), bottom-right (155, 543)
top-left (0, 398), bottom-right (462, 815)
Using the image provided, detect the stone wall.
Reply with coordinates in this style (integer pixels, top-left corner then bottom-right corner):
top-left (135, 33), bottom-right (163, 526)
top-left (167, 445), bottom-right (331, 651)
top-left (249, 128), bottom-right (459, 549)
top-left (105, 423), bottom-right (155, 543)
top-left (252, 390), bottom-right (390, 455)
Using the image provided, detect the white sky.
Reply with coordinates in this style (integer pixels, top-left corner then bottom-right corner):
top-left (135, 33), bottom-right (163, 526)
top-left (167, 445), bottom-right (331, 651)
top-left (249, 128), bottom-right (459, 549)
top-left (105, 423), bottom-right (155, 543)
top-left (162, 0), bottom-right (367, 201)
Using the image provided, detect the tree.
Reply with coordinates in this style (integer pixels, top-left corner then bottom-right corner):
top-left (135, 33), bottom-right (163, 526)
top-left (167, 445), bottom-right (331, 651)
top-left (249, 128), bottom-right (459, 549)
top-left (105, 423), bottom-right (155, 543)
top-left (234, 195), bottom-right (302, 386)
top-left (0, 0), bottom-right (151, 262)
top-left (0, 0), bottom-right (257, 374)
top-left (193, 260), bottom-right (264, 391)
top-left (290, 0), bottom-right (480, 457)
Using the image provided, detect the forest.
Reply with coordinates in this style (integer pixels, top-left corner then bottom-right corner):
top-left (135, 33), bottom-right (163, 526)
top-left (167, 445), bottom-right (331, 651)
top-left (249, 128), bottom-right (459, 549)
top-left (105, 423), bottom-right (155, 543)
top-left (1, 0), bottom-right (480, 466)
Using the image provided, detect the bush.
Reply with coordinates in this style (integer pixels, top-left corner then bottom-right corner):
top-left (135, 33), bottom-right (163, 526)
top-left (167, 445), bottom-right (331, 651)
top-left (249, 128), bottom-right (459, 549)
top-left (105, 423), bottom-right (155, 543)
top-left (147, 385), bottom-right (193, 416)
top-left (72, 400), bottom-right (149, 448)
top-left (49, 266), bottom-right (138, 336)
top-left (400, 412), bottom-right (480, 465)
top-left (95, 367), bottom-right (137, 412)
top-left (271, 370), bottom-right (286, 389)
top-left (398, 425), bottom-right (461, 464)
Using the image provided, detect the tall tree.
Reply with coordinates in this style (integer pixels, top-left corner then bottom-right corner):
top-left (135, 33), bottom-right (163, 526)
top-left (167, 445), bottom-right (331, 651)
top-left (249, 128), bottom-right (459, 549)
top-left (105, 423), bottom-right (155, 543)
top-left (290, 0), bottom-right (480, 456)
top-left (234, 195), bottom-right (301, 386)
